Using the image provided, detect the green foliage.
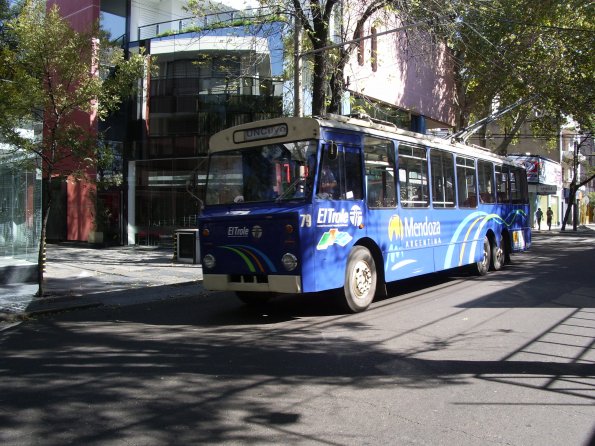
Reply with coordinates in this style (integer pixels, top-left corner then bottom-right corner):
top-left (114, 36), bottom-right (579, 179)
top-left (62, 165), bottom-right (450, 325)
top-left (448, 0), bottom-right (594, 147)
top-left (260, 0), bottom-right (593, 140)
top-left (0, 0), bottom-right (146, 295)
top-left (0, 0), bottom-right (145, 172)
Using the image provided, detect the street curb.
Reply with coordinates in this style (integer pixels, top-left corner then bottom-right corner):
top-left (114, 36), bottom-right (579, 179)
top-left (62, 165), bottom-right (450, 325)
top-left (1, 301), bottom-right (97, 323)
top-left (532, 231), bottom-right (595, 237)
top-left (531, 225), bottom-right (595, 236)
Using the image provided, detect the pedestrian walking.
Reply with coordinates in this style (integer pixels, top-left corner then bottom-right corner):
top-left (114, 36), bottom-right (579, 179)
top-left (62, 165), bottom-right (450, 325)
top-left (535, 208), bottom-right (543, 230)
top-left (546, 207), bottom-right (553, 230)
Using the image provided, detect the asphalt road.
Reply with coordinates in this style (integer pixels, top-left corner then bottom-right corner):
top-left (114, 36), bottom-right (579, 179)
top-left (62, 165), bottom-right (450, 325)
top-left (1, 233), bottom-right (594, 446)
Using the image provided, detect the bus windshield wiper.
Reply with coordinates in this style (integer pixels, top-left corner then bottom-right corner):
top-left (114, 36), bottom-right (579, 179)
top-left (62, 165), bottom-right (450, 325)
top-left (276, 177), bottom-right (305, 202)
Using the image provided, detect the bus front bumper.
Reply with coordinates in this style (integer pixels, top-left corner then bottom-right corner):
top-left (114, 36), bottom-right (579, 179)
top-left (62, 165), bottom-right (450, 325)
top-left (203, 274), bottom-right (302, 294)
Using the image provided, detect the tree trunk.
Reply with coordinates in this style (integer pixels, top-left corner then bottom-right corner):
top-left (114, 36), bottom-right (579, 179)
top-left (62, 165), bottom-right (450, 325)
top-left (311, 48), bottom-right (327, 116)
top-left (328, 62), bottom-right (345, 114)
top-left (561, 173), bottom-right (595, 231)
top-left (561, 185), bottom-right (575, 231)
top-left (36, 176), bottom-right (52, 297)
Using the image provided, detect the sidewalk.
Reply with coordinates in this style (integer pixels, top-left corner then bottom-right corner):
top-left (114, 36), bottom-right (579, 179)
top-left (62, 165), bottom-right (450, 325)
top-left (531, 223), bottom-right (595, 237)
top-left (0, 243), bottom-right (204, 322)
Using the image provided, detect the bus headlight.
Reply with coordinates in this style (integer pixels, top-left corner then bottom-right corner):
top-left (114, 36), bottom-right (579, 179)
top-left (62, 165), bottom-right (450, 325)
top-left (281, 253), bottom-right (298, 271)
top-left (203, 254), bottom-right (216, 269)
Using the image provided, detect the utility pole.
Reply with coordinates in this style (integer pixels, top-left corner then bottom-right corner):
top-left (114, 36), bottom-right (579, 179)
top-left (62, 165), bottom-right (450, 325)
top-left (562, 137), bottom-right (582, 231)
top-left (573, 139), bottom-right (579, 231)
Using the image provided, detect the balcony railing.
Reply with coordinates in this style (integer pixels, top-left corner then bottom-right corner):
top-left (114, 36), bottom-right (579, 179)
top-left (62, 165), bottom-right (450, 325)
top-left (150, 75), bottom-right (284, 100)
top-left (137, 7), bottom-right (280, 41)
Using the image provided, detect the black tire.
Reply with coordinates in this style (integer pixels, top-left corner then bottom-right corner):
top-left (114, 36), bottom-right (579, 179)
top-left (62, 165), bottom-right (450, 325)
top-left (503, 233), bottom-right (512, 264)
top-left (472, 236), bottom-right (491, 276)
top-left (342, 246), bottom-right (377, 313)
top-left (490, 237), bottom-right (504, 271)
top-left (235, 292), bottom-right (272, 306)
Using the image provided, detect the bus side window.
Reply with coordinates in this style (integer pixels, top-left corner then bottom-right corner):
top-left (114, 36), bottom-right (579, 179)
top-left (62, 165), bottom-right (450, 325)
top-left (496, 165), bottom-right (510, 203)
top-left (398, 144), bottom-right (429, 208)
top-left (478, 160), bottom-right (495, 204)
top-left (510, 167), bottom-right (527, 204)
top-left (344, 148), bottom-right (363, 200)
top-left (364, 137), bottom-right (396, 208)
top-left (430, 149), bottom-right (455, 208)
top-left (317, 144), bottom-right (363, 200)
top-left (456, 156), bottom-right (477, 208)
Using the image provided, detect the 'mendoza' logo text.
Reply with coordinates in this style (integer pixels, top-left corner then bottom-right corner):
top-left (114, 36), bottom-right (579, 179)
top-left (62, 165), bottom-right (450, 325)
top-left (389, 215), bottom-right (442, 249)
top-left (403, 217), bottom-right (441, 237)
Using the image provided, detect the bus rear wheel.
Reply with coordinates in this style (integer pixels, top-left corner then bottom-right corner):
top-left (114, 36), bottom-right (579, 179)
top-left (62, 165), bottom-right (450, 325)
top-left (342, 246), bottom-right (377, 313)
top-left (473, 236), bottom-right (491, 276)
top-left (490, 237), bottom-right (504, 271)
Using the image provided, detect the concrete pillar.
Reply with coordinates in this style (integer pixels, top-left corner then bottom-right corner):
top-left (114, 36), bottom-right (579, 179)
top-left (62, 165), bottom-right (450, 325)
top-left (127, 161), bottom-right (136, 245)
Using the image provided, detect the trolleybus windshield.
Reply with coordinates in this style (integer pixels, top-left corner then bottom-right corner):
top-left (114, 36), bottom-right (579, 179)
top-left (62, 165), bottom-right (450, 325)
top-left (205, 140), bottom-right (317, 205)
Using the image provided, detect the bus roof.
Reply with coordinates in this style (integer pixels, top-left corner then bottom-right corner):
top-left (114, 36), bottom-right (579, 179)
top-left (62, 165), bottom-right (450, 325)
top-left (209, 114), bottom-right (515, 166)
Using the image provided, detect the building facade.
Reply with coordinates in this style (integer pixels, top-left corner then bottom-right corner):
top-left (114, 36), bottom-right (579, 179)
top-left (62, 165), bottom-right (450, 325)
top-left (50, 0), bottom-right (458, 247)
top-left (507, 155), bottom-right (562, 229)
top-left (342, 8), bottom-right (457, 131)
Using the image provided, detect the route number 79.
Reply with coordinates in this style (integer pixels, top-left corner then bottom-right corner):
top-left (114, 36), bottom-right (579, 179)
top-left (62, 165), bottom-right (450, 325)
top-left (299, 214), bottom-right (312, 227)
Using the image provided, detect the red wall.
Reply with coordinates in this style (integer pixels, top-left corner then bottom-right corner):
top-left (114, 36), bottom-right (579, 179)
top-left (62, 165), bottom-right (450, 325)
top-left (48, 0), bottom-right (100, 32)
top-left (49, 0), bottom-right (101, 241)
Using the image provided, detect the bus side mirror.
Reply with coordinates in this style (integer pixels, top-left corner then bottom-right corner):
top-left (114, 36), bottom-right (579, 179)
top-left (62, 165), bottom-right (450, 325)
top-left (327, 141), bottom-right (338, 160)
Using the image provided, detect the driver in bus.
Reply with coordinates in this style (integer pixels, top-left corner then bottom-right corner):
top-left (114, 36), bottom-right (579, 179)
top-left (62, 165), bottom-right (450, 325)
top-left (318, 164), bottom-right (337, 199)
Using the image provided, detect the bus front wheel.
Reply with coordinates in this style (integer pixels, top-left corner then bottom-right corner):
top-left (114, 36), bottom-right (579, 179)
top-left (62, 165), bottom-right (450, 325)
top-left (473, 236), bottom-right (491, 276)
top-left (342, 246), bottom-right (377, 313)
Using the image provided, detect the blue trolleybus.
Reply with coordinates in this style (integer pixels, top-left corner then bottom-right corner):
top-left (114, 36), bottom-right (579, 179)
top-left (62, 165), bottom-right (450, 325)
top-left (198, 114), bottom-right (531, 312)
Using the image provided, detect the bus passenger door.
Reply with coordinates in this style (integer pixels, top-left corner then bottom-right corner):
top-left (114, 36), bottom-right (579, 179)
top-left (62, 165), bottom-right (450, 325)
top-left (308, 137), bottom-right (365, 293)
top-left (361, 137), bottom-right (403, 283)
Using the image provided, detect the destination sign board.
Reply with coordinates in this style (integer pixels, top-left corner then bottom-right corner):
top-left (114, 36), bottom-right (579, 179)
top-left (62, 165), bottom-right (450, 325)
top-left (233, 124), bottom-right (288, 143)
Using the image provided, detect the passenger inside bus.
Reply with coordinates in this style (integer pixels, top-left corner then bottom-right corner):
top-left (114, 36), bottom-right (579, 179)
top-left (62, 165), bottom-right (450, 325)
top-left (318, 164), bottom-right (338, 199)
